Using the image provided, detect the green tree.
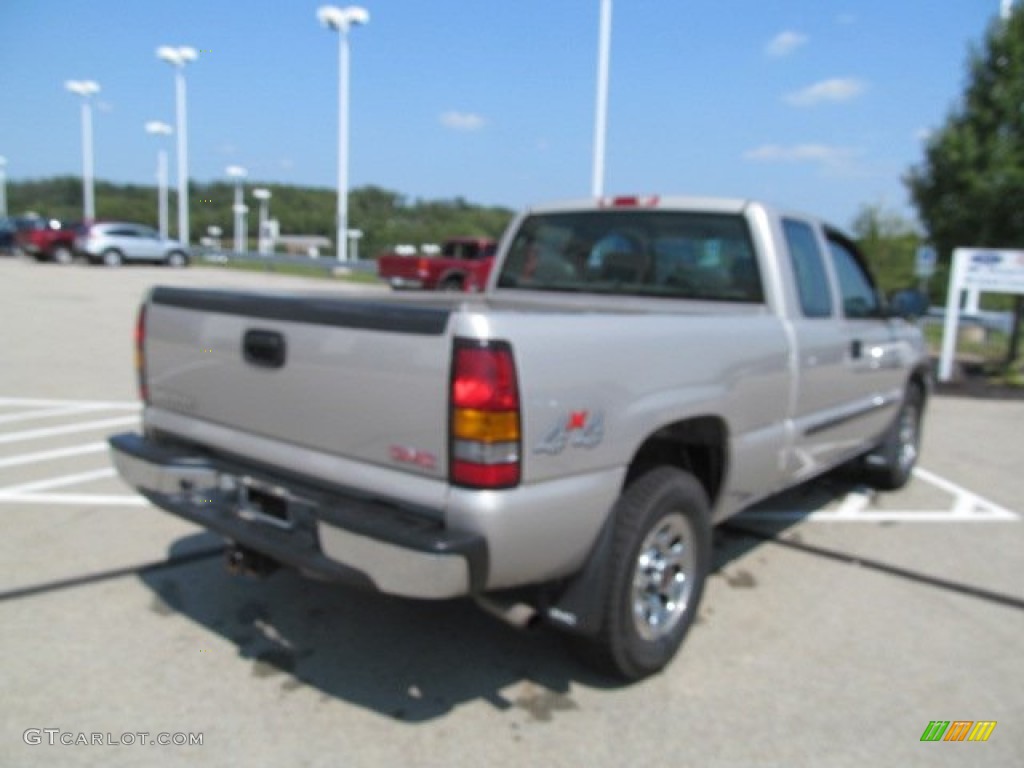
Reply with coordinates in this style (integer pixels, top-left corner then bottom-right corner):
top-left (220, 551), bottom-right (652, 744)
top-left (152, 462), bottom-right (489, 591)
top-left (850, 202), bottom-right (923, 298)
top-left (905, 6), bottom-right (1024, 363)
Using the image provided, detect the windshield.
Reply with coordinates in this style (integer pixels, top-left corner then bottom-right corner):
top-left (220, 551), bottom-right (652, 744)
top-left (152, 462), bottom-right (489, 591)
top-left (496, 210), bottom-right (763, 303)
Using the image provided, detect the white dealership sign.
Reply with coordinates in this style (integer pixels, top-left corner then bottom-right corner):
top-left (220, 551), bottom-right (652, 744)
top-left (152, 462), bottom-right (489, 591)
top-left (938, 248), bottom-right (1024, 381)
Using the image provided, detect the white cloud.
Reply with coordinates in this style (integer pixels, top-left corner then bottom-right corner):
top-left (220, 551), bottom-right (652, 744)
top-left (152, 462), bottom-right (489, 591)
top-left (439, 111), bottom-right (486, 131)
top-left (743, 143), bottom-right (862, 174)
top-left (784, 78), bottom-right (866, 106)
top-left (766, 31), bottom-right (808, 58)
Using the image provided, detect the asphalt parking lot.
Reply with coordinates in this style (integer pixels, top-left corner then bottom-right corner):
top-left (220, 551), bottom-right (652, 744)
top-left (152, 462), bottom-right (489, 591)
top-left (0, 256), bottom-right (1021, 767)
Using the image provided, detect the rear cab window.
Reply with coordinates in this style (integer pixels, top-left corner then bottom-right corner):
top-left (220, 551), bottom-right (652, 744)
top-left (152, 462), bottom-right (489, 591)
top-left (782, 218), bottom-right (833, 318)
top-left (825, 232), bottom-right (882, 318)
top-left (496, 210), bottom-right (764, 303)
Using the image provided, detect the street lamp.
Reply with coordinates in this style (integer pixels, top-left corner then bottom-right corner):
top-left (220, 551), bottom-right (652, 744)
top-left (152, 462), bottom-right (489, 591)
top-left (0, 156), bottom-right (7, 217)
top-left (65, 79), bottom-right (101, 220)
top-left (317, 5), bottom-right (370, 261)
top-left (591, 0), bottom-right (612, 197)
top-left (145, 121), bottom-right (172, 239)
top-left (226, 165), bottom-right (248, 254)
top-left (252, 188), bottom-right (272, 254)
top-left (157, 45), bottom-right (198, 245)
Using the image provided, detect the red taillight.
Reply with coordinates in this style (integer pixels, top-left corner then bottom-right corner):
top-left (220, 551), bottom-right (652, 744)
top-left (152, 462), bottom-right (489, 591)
top-left (417, 258), bottom-right (430, 278)
top-left (135, 303), bottom-right (148, 403)
top-left (450, 340), bottom-right (521, 489)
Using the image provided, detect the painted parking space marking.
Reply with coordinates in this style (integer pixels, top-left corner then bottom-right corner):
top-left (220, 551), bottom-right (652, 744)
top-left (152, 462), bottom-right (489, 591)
top-left (739, 467), bottom-right (1019, 523)
top-left (0, 467), bottom-right (117, 496)
top-left (0, 404), bottom-right (116, 426)
top-left (0, 416), bottom-right (140, 445)
top-left (0, 397), bottom-right (144, 506)
top-left (0, 442), bottom-right (108, 470)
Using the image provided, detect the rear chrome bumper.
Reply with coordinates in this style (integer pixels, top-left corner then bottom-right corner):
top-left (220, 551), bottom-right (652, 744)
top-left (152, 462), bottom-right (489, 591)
top-left (108, 432), bottom-right (485, 599)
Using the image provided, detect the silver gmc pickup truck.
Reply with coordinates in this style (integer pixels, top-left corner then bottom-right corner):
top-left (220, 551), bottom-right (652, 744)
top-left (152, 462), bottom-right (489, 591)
top-left (109, 196), bottom-right (930, 679)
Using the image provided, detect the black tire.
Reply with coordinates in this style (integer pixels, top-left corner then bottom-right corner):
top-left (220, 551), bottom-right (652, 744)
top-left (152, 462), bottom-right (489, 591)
top-left (572, 467), bottom-right (711, 680)
top-left (165, 251), bottom-right (189, 268)
top-left (101, 249), bottom-right (124, 267)
top-left (51, 245), bottom-right (74, 265)
top-left (439, 276), bottom-right (463, 292)
top-left (863, 384), bottom-right (923, 491)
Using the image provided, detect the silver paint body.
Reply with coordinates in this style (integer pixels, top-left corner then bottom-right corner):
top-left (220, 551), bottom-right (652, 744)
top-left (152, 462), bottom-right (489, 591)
top-left (119, 198), bottom-right (927, 596)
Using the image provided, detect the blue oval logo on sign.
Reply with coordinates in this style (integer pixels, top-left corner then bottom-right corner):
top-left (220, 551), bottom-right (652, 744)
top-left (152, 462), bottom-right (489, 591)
top-left (971, 252), bottom-right (1002, 265)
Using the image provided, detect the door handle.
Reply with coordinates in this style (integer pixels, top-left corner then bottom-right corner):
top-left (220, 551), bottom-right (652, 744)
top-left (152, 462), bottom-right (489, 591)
top-left (850, 339), bottom-right (863, 359)
top-left (243, 329), bottom-right (286, 369)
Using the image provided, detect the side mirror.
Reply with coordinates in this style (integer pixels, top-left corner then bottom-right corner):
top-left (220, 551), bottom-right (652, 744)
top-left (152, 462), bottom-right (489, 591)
top-left (888, 288), bottom-right (929, 319)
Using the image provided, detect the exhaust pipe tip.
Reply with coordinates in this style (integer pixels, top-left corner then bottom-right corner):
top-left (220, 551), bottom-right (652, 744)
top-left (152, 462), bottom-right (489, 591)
top-left (474, 595), bottom-right (541, 630)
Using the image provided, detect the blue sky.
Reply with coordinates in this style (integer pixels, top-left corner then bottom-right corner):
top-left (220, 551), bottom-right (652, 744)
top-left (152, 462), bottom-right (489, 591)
top-left (0, 1), bottom-right (1009, 230)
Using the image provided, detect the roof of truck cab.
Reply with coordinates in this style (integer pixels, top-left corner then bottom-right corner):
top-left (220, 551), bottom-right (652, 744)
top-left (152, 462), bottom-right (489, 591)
top-left (523, 196), bottom-right (753, 215)
top-left (519, 195), bottom-right (850, 237)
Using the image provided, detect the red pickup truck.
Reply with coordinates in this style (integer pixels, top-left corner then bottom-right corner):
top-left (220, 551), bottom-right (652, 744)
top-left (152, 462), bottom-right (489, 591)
top-left (376, 237), bottom-right (497, 291)
top-left (17, 218), bottom-right (79, 264)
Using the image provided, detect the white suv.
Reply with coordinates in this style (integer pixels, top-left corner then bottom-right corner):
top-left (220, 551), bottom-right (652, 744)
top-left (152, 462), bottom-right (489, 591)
top-left (74, 222), bottom-right (189, 267)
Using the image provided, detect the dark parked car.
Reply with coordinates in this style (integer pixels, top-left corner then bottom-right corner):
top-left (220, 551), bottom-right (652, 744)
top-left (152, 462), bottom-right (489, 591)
top-left (0, 217), bottom-right (16, 255)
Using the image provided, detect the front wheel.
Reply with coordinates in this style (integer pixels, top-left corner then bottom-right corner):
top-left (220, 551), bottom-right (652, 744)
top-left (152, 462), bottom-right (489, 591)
top-left (102, 249), bottom-right (124, 267)
top-left (863, 384), bottom-right (923, 490)
top-left (572, 467), bottom-right (711, 680)
top-left (51, 245), bottom-right (74, 265)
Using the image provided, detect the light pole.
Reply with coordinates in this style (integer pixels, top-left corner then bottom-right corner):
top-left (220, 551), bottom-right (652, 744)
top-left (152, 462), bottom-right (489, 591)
top-left (0, 156), bottom-right (6, 217)
top-left (317, 5), bottom-right (370, 261)
top-left (226, 165), bottom-right (248, 254)
top-left (252, 188), bottom-right (271, 254)
top-left (591, 0), bottom-right (612, 198)
top-left (65, 80), bottom-right (100, 220)
top-left (347, 228), bottom-right (363, 261)
top-left (145, 121), bottom-right (172, 239)
top-left (157, 46), bottom-right (198, 245)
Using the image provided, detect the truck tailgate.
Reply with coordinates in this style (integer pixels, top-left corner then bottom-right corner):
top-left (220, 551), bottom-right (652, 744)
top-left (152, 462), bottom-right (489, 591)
top-left (144, 287), bottom-right (453, 479)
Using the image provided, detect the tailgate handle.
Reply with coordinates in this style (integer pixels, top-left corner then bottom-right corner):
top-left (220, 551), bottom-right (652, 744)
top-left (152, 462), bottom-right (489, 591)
top-left (243, 329), bottom-right (286, 369)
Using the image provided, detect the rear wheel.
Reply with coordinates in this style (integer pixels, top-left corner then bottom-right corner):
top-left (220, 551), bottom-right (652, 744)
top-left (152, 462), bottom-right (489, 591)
top-left (165, 251), bottom-right (188, 268)
top-left (863, 384), bottom-right (923, 490)
top-left (51, 245), bottom-right (74, 265)
top-left (572, 467), bottom-right (710, 680)
top-left (439, 276), bottom-right (463, 292)
top-left (102, 249), bottom-right (124, 267)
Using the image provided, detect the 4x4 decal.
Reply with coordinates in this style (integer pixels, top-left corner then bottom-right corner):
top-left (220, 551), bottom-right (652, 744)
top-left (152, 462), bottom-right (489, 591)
top-left (534, 410), bottom-right (604, 455)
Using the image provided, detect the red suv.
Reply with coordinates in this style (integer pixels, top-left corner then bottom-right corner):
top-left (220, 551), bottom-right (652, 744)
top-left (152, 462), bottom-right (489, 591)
top-left (16, 218), bottom-right (79, 264)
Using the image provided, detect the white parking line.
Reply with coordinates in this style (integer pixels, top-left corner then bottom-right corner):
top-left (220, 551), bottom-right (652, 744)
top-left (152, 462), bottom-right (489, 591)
top-left (0, 404), bottom-right (115, 425)
top-left (0, 467), bottom-right (116, 496)
top-left (0, 416), bottom-right (139, 445)
top-left (0, 397), bottom-right (141, 410)
top-left (0, 493), bottom-right (148, 506)
top-left (740, 467), bottom-right (1019, 523)
top-left (0, 442), bottom-right (108, 469)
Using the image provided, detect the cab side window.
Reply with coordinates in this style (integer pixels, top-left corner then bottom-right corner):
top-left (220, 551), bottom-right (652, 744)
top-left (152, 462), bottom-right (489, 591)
top-left (826, 234), bottom-right (881, 318)
top-left (783, 218), bottom-right (833, 318)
